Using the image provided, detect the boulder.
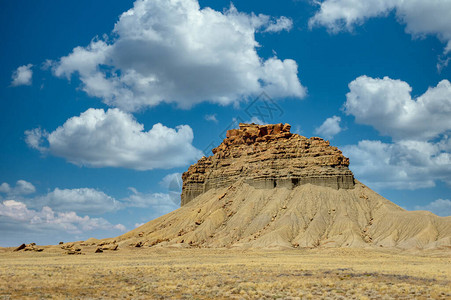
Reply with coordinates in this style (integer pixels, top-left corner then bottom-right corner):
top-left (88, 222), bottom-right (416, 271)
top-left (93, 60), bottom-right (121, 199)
top-left (14, 244), bottom-right (26, 252)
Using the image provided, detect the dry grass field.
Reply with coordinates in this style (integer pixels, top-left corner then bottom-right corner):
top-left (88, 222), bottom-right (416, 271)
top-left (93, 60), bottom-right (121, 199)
top-left (0, 247), bottom-right (450, 299)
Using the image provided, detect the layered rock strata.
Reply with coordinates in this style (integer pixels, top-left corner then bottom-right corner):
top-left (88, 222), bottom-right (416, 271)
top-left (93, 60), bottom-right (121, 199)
top-left (181, 123), bottom-right (354, 206)
top-left (56, 122), bottom-right (450, 251)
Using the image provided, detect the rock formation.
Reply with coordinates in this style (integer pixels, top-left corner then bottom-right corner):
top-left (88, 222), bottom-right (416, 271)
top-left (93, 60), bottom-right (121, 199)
top-left (8, 123), bottom-right (449, 253)
top-left (182, 123), bottom-right (354, 205)
top-left (55, 123), bottom-right (450, 251)
top-left (101, 123), bottom-right (451, 250)
top-left (13, 243), bottom-right (44, 252)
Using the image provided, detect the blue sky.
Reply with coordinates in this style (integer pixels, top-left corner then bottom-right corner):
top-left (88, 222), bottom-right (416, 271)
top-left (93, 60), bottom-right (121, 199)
top-left (1, 0), bottom-right (450, 246)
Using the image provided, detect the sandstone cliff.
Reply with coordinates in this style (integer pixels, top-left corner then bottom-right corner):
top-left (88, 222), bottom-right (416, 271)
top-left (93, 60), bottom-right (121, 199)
top-left (182, 123), bottom-right (354, 205)
top-left (105, 123), bottom-right (451, 251)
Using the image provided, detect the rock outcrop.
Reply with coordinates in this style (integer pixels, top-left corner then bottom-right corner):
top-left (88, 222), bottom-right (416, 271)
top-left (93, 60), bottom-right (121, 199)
top-left (182, 123), bottom-right (354, 205)
top-left (98, 123), bottom-right (451, 251)
top-left (13, 243), bottom-right (44, 252)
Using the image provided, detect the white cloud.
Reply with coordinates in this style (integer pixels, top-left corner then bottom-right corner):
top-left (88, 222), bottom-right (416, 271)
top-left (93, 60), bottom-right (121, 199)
top-left (11, 64), bottom-right (33, 86)
top-left (0, 182), bottom-right (119, 215)
top-left (14, 180), bottom-right (36, 195)
top-left (264, 16), bottom-right (293, 33)
top-left (309, 0), bottom-right (451, 53)
top-left (24, 128), bottom-right (48, 152)
top-left (0, 183), bottom-right (9, 194)
top-left (344, 76), bottom-right (451, 141)
top-left (343, 138), bottom-right (451, 190)
top-left (0, 178), bottom-right (182, 246)
top-left (414, 199), bottom-right (451, 217)
top-left (36, 188), bottom-right (120, 215)
top-left (204, 114), bottom-right (218, 123)
top-left (342, 76), bottom-right (451, 190)
top-left (309, 0), bottom-right (397, 33)
top-left (50, 0), bottom-right (305, 111)
top-left (0, 200), bottom-right (126, 235)
top-left (314, 115), bottom-right (342, 139)
top-left (124, 188), bottom-right (179, 216)
top-left (25, 108), bottom-right (202, 170)
top-left (0, 180), bottom-right (36, 196)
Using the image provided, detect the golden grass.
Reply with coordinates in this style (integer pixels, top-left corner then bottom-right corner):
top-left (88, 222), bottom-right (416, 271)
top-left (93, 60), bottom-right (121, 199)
top-left (0, 248), bottom-right (450, 299)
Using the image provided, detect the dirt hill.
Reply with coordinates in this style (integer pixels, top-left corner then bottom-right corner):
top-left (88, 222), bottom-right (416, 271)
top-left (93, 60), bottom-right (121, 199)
top-left (112, 123), bottom-right (451, 250)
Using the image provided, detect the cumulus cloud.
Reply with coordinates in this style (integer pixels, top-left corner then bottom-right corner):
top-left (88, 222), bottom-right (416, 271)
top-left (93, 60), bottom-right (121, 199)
top-left (36, 188), bottom-right (120, 215)
top-left (0, 177), bottom-right (182, 246)
top-left (414, 199), bottom-right (451, 217)
top-left (11, 64), bottom-right (33, 86)
top-left (0, 180), bottom-right (36, 196)
top-left (25, 108), bottom-right (202, 170)
top-left (0, 181), bottom-right (119, 215)
top-left (344, 76), bottom-right (451, 141)
top-left (0, 200), bottom-right (126, 235)
top-left (342, 76), bottom-right (451, 190)
top-left (0, 184), bottom-right (8, 194)
top-left (309, 0), bottom-right (398, 32)
top-left (314, 115), bottom-right (342, 139)
top-left (309, 0), bottom-right (451, 56)
top-left (50, 0), bottom-right (305, 111)
top-left (124, 188), bottom-right (179, 217)
top-left (343, 139), bottom-right (451, 190)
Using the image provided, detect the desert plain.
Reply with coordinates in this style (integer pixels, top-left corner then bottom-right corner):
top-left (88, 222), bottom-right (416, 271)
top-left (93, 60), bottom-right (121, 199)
top-left (0, 247), bottom-right (450, 299)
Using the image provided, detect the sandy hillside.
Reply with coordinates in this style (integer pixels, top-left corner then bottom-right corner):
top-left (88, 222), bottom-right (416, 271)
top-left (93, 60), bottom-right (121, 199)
top-left (115, 180), bottom-right (451, 250)
top-left (103, 123), bottom-right (451, 251)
